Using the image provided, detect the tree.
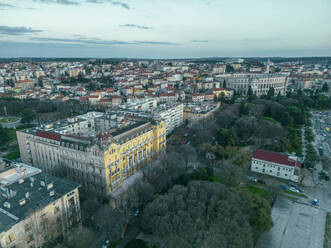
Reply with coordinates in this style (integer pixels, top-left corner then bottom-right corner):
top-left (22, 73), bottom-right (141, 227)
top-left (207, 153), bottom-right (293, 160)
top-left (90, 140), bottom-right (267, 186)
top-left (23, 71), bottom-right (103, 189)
top-left (247, 85), bottom-right (255, 102)
top-left (322, 82), bottom-right (329, 92)
top-left (141, 181), bottom-right (271, 248)
top-left (62, 227), bottom-right (96, 248)
top-left (38, 78), bottom-right (44, 87)
top-left (276, 92), bottom-right (281, 102)
top-left (267, 87), bottom-right (275, 98)
top-left (0, 126), bottom-right (10, 144)
top-left (21, 108), bottom-right (36, 123)
top-left (223, 79), bottom-right (227, 89)
top-left (217, 128), bottom-right (237, 147)
top-left (226, 65), bottom-right (234, 73)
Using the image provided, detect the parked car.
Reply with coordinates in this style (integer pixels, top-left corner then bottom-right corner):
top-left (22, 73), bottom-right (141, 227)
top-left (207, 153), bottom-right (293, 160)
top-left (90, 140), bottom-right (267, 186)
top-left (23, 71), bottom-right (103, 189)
top-left (246, 176), bottom-right (257, 182)
top-left (102, 240), bottom-right (110, 248)
top-left (279, 184), bottom-right (287, 190)
top-left (312, 199), bottom-right (319, 206)
top-left (257, 179), bottom-right (266, 184)
top-left (297, 186), bottom-right (304, 192)
top-left (289, 187), bottom-right (300, 193)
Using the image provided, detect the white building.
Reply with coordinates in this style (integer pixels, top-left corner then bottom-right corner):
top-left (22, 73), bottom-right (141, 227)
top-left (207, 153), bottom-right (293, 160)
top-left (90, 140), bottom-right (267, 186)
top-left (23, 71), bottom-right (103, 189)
top-left (154, 103), bottom-right (184, 134)
top-left (251, 149), bottom-right (301, 182)
top-left (0, 161), bottom-right (80, 248)
top-left (119, 98), bottom-right (157, 111)
top-left (219, 73), bottom-right (287, 96)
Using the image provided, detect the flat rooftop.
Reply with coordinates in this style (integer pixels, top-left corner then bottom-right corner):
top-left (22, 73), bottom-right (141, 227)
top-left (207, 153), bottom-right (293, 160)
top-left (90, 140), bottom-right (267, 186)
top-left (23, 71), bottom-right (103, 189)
top-left (0, 162), bottom-right (80, 233)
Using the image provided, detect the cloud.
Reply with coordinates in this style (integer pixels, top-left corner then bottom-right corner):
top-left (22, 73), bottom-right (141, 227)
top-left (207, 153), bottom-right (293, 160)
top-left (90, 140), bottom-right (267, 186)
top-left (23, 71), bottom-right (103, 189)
top-left (31, 37), bottom-right (132, 45)
top-left (33, 0), bottom-right (80, 5)
top-left (33, 0), bottom-right (130, 8)
top-left (192, 40), bottom-right (208, 43)
top-left (0, 26), bottom-right (43, 36)
top-left (107, 0), bottom-right (130, 9)
top-left (119, 24), bottom-right (152, 30)
top-left (29, 36), bottom-right (179, 46)
top-left (135, 41), bottom-right (179, 45)
top-left (87, 0), bottom-right (130, 9)
top-left (0, 3), bottom-right (17, 8)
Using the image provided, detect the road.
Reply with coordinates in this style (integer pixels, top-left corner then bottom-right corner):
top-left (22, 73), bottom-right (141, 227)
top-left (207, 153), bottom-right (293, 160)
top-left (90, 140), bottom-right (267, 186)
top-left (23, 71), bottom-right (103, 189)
top-left (257, 110), bottom-right (331, 248)
top-left (312, 111), bottom-right (331, 158)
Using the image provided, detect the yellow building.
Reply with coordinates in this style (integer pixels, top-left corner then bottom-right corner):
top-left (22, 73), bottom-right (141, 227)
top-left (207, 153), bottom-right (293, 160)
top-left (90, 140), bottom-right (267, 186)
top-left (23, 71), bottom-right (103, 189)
top-left (17, 112), bottom-right (166, 196)
top-left (104, 121), bottom-right (166, 193)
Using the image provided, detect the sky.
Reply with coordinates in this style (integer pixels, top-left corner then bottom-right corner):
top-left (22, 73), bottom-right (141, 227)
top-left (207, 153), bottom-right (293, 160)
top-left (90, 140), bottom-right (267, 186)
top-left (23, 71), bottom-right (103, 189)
top-left (0, 0), bottom-right (330, 58)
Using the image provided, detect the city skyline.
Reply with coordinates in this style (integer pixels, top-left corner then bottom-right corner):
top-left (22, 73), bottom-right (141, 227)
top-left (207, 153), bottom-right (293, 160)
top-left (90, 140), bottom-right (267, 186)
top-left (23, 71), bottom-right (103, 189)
top-left (0, 0), bottom-right (330, 58)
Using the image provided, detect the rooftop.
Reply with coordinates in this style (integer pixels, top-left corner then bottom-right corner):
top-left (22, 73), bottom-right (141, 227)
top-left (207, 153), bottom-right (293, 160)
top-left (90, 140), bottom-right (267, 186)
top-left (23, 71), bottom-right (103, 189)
top-left (0, 161), bottom-right (80, 233)
top-left (253, 149), bottom-right (301, 168)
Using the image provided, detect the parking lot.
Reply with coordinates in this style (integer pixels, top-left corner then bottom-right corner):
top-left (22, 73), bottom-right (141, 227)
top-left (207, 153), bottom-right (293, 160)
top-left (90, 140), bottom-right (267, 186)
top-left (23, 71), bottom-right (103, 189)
top-left (257, 196), bottom-right (326, 248)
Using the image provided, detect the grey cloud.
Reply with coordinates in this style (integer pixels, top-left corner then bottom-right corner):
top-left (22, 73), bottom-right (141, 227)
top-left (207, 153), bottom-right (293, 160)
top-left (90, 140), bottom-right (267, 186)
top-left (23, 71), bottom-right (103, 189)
top-left (108, 0), bottom-right (130, 9)
top-left (31, 37), bottom-right (132, 45)
top-left (0, 26), bottom-right (43, 36)
top-left (192, 40), bottom-right (208, 43)
top-left (135, 41), bottom-right (179, 45)
top-left (33, 0), bottom-right (80, 5)
top-left (29, 37), bottom-right (178, 46)
top-left (0, 3), bottom-right (17, 8)
top-left (86, 0), bottom-right (130, 9)
top-left (33, 0), bottom-right (130, 9)
top-left (119, 24), bottom-right (152, 30)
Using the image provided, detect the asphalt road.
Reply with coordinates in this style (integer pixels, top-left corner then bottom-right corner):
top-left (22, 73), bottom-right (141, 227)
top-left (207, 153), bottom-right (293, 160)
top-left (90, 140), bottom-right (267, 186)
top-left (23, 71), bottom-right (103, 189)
top-left (257, 110), bottom-right (331, 248)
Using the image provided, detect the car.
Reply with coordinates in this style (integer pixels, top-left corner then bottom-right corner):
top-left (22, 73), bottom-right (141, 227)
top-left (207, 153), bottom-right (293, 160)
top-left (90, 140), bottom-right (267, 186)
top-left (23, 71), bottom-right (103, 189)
top-left (257, 179), bottom-right (266, 184)
top-left (289, 187), bottom-right (300, 193)
top-left (102, 240), bottom-right (110, 248)
top-left (297, 186), bottom-right (304, 192)
top-left (246, 176), bottom-right (257, 182)
top-left (134, 210), bottom-right (140, 217)
top-left (289, 183), bottom-right (297, 188)
top-left (312, 199), bottom-right (319, 206)
top-left (280, 184), bottom-right (287, 190)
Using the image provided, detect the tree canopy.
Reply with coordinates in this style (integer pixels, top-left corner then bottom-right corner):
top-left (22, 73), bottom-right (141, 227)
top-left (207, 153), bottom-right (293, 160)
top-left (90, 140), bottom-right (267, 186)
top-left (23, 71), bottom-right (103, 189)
top-left (141, 181), bottom-right (272, 248)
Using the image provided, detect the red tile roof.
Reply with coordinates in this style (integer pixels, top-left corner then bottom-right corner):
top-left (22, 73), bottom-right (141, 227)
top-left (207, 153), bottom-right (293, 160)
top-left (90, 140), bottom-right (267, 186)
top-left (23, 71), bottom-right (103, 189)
top-left (36, 130), bottom-right (61, 142)
top-left (253, 149), bottom-right (301, 168)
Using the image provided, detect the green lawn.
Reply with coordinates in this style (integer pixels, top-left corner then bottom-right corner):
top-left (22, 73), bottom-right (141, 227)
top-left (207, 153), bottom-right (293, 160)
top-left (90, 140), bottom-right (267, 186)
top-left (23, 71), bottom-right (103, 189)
top-left (8, 129), bottom-right (17, 140)
top-left (0, 118), bottom-right (19, 124)
top-left (284, 190), bottom-right (308, 198)
top-left (246, 185), bottom-right (274, 203)
top-left (125, 239), bottom-right (150, 248)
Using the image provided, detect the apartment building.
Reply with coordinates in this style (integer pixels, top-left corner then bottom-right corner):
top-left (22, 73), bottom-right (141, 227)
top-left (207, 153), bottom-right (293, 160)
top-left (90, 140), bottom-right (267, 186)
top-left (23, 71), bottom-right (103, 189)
top-left (184, 102), bottom-right (220, 127)
top-left (154, 103), bottom-right (184, 134)
top-left (0, 161), bottom-right (80, 248)
top-left (17, 112), bottom-right (166, 195)
top-left (251, 149), bottom-right (301, 182)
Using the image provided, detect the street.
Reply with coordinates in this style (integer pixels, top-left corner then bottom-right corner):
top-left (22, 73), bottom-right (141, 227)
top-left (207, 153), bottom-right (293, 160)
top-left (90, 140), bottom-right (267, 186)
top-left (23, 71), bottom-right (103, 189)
top-left (257, 110), bottom-right (331, 248)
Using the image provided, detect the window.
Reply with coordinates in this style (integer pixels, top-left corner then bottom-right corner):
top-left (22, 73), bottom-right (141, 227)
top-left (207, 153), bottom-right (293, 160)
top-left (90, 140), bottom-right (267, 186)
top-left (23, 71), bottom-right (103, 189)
top-left (270, 170), bottom-right (272, 173)
top-left (6, 234), bottom-right (14, 244)
top-left (277, 172), bottom-right (280, 176)
top-left (285, 174), bottom-right (287, 176)
top-left (24, 223), bottom-right (31, 232)
top-left (262, 169), bottom-right (265, 172)
top-left (26, 234), bottom-right (34, 243)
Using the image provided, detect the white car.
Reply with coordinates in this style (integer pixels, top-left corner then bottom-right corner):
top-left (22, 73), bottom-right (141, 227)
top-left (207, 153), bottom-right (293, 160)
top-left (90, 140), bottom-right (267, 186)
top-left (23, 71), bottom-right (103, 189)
top-left (289, 187), bottom-right (300, 193)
